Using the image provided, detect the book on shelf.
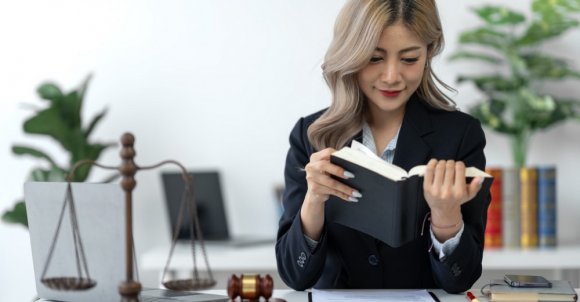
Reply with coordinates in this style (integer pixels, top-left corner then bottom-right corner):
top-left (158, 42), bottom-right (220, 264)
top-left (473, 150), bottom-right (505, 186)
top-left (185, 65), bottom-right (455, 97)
top-left (537, 166), bottom-right (557, 247)
top-left (520, 167), bottom-right (538, 248)
top-left (493, 166), bottom-right (559, 249)
top-left (502, 168), bottom-right (521, 248)
top-left (489, 279), bottom-right (577, 302)
top-left (325, 140), bottom-right (493, 248)
top-left (485, 167), bottom-right (503, 248)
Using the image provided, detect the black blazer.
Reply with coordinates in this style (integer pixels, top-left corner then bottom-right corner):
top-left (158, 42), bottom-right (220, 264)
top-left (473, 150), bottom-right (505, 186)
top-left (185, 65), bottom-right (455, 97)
top-left (275, 95), bottom-right (491, 293)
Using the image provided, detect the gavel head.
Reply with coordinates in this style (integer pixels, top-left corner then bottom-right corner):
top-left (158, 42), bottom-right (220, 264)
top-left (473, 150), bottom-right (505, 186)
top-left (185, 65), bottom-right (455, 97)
top-left (227, 274), bottom-right (273, 300)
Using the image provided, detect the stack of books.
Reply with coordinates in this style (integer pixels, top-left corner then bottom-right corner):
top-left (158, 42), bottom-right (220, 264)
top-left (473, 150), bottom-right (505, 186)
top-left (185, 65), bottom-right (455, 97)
top-left (489, 279), bottom-right (577, 301)
top-left (484, 166), bottom-right (557, 249)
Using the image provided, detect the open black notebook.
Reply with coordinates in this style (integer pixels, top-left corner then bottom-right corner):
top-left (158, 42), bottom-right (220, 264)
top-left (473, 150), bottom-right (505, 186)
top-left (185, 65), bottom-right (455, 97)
top-left (325, 141), bottom-right (493, 248)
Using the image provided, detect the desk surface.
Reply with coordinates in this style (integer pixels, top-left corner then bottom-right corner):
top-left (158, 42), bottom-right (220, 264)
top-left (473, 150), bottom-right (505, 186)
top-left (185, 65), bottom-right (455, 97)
top-left (223, 289), bottom-right (471, 302)
top-left (205, 288), bottom-right (580, 302)
top-left (37, 288), bottom-right (580, 302)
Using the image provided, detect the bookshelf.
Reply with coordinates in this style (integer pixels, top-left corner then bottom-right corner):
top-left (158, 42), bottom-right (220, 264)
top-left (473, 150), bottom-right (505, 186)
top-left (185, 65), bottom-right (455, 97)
top-left (140, 243), bottom-right (580, 289)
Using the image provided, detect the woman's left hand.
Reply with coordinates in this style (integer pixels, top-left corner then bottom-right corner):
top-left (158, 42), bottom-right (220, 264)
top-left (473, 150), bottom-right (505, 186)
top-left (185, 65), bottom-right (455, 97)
top-left (423, 159), bottom-right (483, 239)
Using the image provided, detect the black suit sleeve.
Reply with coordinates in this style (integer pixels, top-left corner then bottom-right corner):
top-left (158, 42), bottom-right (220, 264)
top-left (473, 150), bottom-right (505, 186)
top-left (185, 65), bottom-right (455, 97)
top-left (275, 117), bottom-right (328, 290)
top-left (429, 118), bottom-right (491, 293)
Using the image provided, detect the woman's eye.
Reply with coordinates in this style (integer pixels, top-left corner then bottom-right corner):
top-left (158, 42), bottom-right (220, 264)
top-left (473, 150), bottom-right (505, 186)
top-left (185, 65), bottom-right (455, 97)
top-left (369, 56), bottom-right (383, 63)
top-left (402, 57), bottom-right (419, 64)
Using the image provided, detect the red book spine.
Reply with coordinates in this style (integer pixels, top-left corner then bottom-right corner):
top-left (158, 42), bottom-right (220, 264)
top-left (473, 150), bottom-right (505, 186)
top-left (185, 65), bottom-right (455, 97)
top-left (485, 168), bottom-right (503, 248)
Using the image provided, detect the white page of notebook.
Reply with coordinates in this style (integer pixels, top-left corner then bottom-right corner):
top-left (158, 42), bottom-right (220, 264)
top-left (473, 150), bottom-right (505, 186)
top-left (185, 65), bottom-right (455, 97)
top-left (312, 289), bottom-right (435, 302)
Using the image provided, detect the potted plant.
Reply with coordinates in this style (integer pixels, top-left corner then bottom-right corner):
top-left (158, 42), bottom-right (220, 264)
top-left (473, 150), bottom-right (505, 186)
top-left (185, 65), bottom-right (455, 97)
top-left (2, 75), bottom-right (115, 227)
top-left (449, 0), bottom-right (580, 167)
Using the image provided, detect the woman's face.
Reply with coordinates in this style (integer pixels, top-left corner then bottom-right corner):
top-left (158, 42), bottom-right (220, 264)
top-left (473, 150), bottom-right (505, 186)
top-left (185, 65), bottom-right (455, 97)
top-left (357, 22), bottom-right (427, 118)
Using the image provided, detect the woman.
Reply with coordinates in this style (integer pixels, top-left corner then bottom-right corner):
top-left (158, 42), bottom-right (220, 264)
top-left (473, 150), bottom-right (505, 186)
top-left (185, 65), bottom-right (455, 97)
top-left (275, 0), bottom-right (491, 293)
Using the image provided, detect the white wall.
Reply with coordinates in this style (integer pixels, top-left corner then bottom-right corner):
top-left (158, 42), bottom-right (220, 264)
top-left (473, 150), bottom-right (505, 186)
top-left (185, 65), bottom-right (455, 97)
top-left (1, 1), bottom-right (579, 300)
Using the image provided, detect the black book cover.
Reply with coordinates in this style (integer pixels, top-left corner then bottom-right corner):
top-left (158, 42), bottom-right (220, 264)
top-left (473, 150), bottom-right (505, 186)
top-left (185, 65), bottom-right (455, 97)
top-left (326, 154), bottom-right (493, 248)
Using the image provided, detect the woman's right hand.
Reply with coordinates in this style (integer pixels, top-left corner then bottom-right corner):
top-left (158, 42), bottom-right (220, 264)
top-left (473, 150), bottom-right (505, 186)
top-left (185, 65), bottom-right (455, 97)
top-left (301, 148), bottom-right (361, 240)
top-left (304, 148), bottom-right (361, 204)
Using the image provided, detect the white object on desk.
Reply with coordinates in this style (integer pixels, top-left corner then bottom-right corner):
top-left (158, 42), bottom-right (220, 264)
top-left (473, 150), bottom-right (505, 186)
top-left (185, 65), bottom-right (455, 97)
top-left (201, 289), bottom-right (488, 302)
top-left (312, 288), bottom-right (435, 302)
top-left (26, 182), bottom-right (126, 302)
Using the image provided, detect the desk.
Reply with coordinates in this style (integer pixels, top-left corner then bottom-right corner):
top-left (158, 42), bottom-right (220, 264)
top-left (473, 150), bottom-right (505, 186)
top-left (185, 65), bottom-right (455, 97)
top-left (205, 289), bottom-right (469, 301)
top-left (141, 243), bottom-right (580, 288)
top-left (202, 288), bottom-right (580, 301)
top-left (36, 288), bottom-right (580, 301)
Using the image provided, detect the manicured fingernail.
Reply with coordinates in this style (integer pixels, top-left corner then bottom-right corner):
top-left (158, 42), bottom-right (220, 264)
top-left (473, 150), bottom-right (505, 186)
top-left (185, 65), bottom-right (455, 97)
top-left (343, 171), bottom-right (355, 178)
top-left (352, 190), bottom-right (362, 198)
top-left (347, 197), bottom-right (359, 202)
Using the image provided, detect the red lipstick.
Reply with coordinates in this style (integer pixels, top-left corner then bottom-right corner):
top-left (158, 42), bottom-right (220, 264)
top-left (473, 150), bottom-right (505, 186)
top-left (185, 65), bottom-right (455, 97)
top-left (380, 90), bottom-right (401, 97)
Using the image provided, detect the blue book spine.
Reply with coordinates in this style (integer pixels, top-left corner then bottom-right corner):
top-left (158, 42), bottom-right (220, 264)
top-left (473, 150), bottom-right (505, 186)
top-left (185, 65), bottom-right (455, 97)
top-left (537, 166), bottom-right (557, 247)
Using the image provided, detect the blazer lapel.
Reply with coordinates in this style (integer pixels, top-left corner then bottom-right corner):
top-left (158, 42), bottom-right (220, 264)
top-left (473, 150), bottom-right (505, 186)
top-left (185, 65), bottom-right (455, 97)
top-left (392, 95), bottom-right (433, 171)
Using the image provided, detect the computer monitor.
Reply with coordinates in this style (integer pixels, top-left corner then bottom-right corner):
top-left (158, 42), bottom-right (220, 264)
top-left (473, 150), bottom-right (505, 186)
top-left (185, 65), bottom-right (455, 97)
top-left (161, 171), bottom-right (230, 241)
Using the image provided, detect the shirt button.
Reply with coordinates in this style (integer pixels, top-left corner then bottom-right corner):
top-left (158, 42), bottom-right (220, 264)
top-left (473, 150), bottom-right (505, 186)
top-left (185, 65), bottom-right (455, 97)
top-left (368, 254), bottom-right (379, 266)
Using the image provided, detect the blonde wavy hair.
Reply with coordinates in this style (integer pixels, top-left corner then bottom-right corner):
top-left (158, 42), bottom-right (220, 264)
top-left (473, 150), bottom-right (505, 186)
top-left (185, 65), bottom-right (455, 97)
top-left (308, 0), bottom-right (456, 151)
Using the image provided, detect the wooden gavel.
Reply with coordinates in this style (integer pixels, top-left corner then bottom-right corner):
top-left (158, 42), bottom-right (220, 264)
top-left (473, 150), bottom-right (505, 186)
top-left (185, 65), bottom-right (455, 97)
top-left (227, 274), bottom-right (273, 301)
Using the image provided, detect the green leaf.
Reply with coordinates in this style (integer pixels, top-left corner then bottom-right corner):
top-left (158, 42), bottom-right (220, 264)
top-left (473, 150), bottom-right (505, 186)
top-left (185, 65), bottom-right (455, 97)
top-left (505, 49), bottom-right (529, 78)
top-left (522, 90), bottom-right (556, 112)
top-left (470, 102), bottom-right (515, 134)
top-left (61, 90), bottom-right (82, 129)
top-left (488, 99), bottom-right (508, 116)
top-left (62, 75), bottom-right (92, 131)
top-left (72, 141), bottom-right (116, 181)
top-left (69, 138), bottom-right (115, 182)
top-left (30, 168), bottom-right (51, 181)
top-left (36, 83), bottom-right (63, 103)
top-left (23, 106), bottom-right (73, 151)
top-left (522, 53), bottom-right (580, 79)
top-left (1, 201), bottom-right (28, 228)
top-left (30, 166), bottom-right (66, 182)
top-left (458, 27), bottom-right (511, 49)
top-left (533, 0), bottom-right (580, 15)
top-left (457, 75), bottom-right (522, 92)
top-left (518, 19), bottom-right (580, 45)
top-left (65, 129), bottom-right (94, 181)
top-left (507, 89), bottom-right (577, 130)
top-left (84, 107), bottom-right (108, 139)
top-left (77, 74), bottom-right (92, 104)
top-left (448, 50), bottom-right (501, 64)
top-left (12, 145), bottom-right (58, 166)
top-left (473, 6), bottom-right (526, 25)
top-left (532, 98), bottom-right (580, 129)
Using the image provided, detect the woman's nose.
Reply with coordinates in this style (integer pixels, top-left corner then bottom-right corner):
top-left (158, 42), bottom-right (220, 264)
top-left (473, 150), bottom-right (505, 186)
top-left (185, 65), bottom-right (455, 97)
top-left (380, 62), bottom-right (401, 84)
